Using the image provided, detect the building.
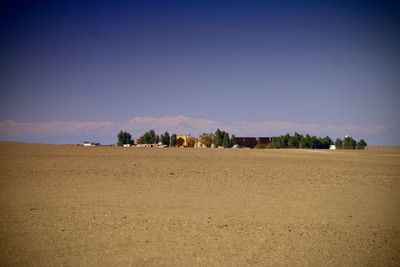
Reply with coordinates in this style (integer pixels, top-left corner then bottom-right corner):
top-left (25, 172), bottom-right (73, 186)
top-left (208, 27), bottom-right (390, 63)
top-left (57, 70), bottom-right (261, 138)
top-left (176, 134), bottom-right (193, 147)
top-left (135, 143), bottom-right (164, 148)
top-left (194, 139), bottom-right (207, 148)
top-left (83, 141), bottom-right (100, 147)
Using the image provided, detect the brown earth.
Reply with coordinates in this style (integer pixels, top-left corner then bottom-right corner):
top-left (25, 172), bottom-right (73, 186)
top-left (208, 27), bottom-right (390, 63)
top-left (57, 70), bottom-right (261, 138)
top-left (0, 142), bottom-right (399, 266)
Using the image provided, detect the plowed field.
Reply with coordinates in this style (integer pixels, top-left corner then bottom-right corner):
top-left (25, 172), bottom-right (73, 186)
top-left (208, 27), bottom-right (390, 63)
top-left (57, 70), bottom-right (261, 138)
top-left (1, 143), bottom-right (399, 265)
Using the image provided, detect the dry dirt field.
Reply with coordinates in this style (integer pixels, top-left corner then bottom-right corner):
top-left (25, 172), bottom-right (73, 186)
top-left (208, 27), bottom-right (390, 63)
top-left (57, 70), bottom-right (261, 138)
top-left (1, 142), bottom-right (399, 266)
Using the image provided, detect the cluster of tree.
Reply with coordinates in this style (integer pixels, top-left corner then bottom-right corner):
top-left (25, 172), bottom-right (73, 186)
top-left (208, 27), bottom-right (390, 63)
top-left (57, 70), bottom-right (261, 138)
top-left (213, 129), bottom-right (236, 148)
top-left (117, 130), bottom-right (132, 146)
top-left (139, 130), bottom-right (177, 146)
top-left (335, 136), bottom-right (367, 150)
top-left (269, 133), bottom-right (367, 149)
top-left (176, 129), bottom-right (235, 148)
top-left (117, 128), bottom-right (236, 148)
top-left (119, 129), bottom-right (368, 150)
top-left (117, 129), bottom-right (177, 147)
top-left (270, 133), bottom-right (333, 149)
top-left (139, 129), bottom-right (158, 144)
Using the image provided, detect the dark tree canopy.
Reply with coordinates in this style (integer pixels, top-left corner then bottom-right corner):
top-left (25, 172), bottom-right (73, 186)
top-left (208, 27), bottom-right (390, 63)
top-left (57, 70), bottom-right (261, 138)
top-left (139, 129), bottom-right (157, 144)
top-left (170, 134), bottom-right (177, 147)
top-left (356, 139), bottom-right (367, 150)
top-left (343, 136), bottom-right (357, 149)
top-left (160, 131), bottom-right (170, 146)
top-left (271, 133), bottom-right (340, 149)
top-left (213, 129), bottom-right (234, 148)
top-left (335, 138), bottom-right (343, 149)
top-left (117, 130), bottom-right (132, 146)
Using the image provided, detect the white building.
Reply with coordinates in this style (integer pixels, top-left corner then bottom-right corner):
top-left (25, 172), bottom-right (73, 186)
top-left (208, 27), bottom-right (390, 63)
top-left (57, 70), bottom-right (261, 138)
top-left (83, 141), bottom-right (99, 147)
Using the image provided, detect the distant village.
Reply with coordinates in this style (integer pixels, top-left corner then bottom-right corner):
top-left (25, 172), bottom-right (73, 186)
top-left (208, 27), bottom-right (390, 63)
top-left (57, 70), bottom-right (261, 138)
top-left (82, 129), bottom-right (367, 150)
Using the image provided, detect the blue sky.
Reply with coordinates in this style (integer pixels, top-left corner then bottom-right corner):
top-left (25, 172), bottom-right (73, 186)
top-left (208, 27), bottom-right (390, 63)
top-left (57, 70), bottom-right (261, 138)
top-left (0, 0), bottom-right (399, 145)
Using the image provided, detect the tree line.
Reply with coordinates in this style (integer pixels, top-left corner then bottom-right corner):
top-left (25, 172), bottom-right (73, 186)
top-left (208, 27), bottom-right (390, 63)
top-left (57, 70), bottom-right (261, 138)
top-left (118, 130), bottom-right (367, 149)
top-left (117, 130), bottom-right (177, 147)
top-left (334, 136), bottom-right (367, 150)
top-left (199, 129), bottom-right (236, 148)
top-left (117, 129), bottom-right (235, 147)
top-left (269, 132), bottom-right (367, 149)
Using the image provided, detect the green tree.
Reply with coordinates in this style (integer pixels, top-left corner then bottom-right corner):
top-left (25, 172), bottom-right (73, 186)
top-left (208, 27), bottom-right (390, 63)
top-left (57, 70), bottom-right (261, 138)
top-left (356, 139), bottom-right (367, 150)
top-left (272, 136), bottom-right (283, 148)
top-left (140, 129), bottom-right (157, 144)
top-left (288, 133), bottom-right (302, 148)
top-left (288, 135), bottom-right (296, 148)
top-left (117, 130), bottom-right (124, 146)
top-left (160, 131), bottom-right (170, 146)
top-left (213, 129), bottom-right (233, 148)
top-left (309, 136), bottom-right (319, 149)
top-left (117, 130), bottom-right (132, 146)
top-left (222, 132), bottom-right (230, 148)
top-left (213, 129), bottom-right (223, 147)
top-left (335, 138), bottom-right (343, 149)
top-left (170, 134), bottom-right (177, 147)
top-left (343, 136), bottom-right (356, 149)
top-left (294, 132), bottom-right (302, 148)
top-left (299, 134), bottom-right (311, 149)
top-left (319, 136), bottom-right (332, 149)
top-left (283, 134), bottom-right (290, 148)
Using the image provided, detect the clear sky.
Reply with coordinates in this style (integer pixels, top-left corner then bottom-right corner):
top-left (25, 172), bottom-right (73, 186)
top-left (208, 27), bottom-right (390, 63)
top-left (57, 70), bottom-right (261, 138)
top-left (1, 0), bottom-right (399, 145)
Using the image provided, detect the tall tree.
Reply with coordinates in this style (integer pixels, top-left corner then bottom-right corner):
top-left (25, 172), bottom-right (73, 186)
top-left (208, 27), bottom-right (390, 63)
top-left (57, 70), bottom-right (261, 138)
top-left (288, 133), bottom-right (300, 148)
top-left (335, 138), bottom-right (343, 149)
top-left (139, 129), bottom-right (157, 144)
top-left (222, 132), bottom-right (230, 148)
top-left (310, 136), bottom-right (319, 149)
top-left (356, 139), bottom-right (367, 150)
top-left (321, 136), bottom-right (333, 149)
top-left (161, 131), bottom-right (170, 146)
top-left (300, 134), bottom-right (311, 149)
top-left (293, 132), bottom-right (302, 148)
top-left (343, 136), bottom-right (357, 149)
top-left (213, 129), bottom-right (223, 147)
top-left (117, 130), bottom-right (132, 146)
top-left (170, 134), bottom-right (177, 147)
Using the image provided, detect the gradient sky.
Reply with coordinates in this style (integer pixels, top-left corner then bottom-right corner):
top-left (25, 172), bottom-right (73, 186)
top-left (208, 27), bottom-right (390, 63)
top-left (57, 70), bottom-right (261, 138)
top-left (1, 0), bottom-right (399, 144)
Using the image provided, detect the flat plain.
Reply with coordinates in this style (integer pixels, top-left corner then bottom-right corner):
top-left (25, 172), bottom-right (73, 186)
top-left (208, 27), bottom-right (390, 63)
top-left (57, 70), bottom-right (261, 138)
top-left (0, 142), bottom-right (399, 266)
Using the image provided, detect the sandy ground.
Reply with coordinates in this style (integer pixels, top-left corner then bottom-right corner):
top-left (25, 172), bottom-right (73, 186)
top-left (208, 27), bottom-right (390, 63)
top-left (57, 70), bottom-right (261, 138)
top-left (0, 142), bottom-right (399, 266)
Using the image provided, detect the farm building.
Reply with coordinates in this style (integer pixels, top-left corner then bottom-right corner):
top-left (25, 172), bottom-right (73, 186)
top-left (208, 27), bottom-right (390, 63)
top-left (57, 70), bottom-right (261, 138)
top-left (135, 143), bottom-right (164, 148)
top-left (176, 134), bottom-right (193, 147)
top-left (83, 141), bottom-right (100, 147)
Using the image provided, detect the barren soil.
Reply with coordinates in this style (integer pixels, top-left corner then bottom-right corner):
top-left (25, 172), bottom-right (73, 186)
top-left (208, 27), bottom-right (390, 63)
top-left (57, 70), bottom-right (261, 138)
top-left (1, 142), bottom-right (399, 266)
